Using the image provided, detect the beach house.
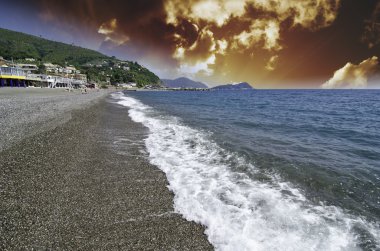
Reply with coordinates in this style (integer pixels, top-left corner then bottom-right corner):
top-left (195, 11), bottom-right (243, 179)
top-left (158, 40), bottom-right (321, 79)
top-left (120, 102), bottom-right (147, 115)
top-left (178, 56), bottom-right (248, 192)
top-left (0, 66), bottom-right (27, 87)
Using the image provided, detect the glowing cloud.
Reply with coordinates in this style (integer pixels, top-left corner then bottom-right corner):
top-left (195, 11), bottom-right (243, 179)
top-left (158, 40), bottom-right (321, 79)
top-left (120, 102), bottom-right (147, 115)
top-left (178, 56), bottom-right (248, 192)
top-left (233, 20), bottom-right (281, 51)
top-left (164, 0), bottom-right (341, 76)
top-left (179, 54), bottom-right (216, 76)
top-left (165, 0), bottom-right (247, 27)
top-left (322, 56), bottom-right (379, 89)
top-left (266, 55), bottom-right (279, 71)
top-left (98, 18), bottom-right (129, 45)
top-left (165, 0), bottom-right (340, 28)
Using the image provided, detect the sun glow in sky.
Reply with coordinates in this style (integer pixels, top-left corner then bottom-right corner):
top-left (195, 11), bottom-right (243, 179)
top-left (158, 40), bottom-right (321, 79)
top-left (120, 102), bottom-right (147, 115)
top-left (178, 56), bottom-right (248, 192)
top-left (1, 0), bottom-right (379, 88)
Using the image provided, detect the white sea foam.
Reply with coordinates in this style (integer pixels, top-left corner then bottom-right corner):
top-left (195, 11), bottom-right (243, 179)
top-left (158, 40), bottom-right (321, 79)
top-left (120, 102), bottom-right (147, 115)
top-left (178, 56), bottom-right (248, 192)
top-left (113, 92), bottom-right (380, 251)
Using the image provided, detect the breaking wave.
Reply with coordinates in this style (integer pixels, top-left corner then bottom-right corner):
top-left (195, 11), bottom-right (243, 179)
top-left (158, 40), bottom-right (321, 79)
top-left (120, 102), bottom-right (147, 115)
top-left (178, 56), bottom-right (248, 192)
top-left (113, 92), bottom-right (379, 251)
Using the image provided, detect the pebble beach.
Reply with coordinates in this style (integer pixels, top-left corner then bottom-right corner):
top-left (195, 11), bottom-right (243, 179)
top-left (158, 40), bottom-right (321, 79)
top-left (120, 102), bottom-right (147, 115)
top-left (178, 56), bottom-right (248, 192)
top-left (0, 88), bottom-right (212, 250)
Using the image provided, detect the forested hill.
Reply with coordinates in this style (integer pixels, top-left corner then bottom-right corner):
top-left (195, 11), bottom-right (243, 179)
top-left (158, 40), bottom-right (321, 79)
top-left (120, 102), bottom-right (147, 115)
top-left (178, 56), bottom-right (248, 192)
top-left (0, 28), bottom-right (161, 87)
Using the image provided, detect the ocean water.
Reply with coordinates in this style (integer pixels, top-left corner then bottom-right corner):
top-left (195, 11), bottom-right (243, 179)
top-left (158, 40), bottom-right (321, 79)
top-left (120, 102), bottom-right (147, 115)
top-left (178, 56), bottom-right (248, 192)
top-left (113, 90), bottom-right (380, 251)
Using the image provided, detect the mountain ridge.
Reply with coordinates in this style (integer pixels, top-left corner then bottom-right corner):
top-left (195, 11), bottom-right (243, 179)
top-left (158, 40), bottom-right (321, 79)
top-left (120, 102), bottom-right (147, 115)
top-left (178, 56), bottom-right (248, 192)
top-left (162, 77), bottom-right (208, 88)
top-left (211, 82), bottom-right (253, 90)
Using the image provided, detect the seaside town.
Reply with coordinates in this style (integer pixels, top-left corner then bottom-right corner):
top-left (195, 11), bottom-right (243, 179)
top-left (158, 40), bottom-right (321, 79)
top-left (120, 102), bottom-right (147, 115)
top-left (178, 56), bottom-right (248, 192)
top-left (0, 56), bottom-right (138, 90)
top-left (0, 56), bottom-right (87, 89)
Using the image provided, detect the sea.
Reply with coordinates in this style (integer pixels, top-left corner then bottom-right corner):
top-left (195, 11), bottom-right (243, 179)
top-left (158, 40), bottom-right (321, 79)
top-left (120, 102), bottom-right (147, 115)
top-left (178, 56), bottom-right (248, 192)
top-left (112, 90), bottom-right (380, 251)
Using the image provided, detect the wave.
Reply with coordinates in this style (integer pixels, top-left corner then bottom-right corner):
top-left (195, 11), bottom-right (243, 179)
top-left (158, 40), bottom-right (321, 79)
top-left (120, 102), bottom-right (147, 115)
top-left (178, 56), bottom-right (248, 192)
top-left (113, 92), bottom-right (380, 251)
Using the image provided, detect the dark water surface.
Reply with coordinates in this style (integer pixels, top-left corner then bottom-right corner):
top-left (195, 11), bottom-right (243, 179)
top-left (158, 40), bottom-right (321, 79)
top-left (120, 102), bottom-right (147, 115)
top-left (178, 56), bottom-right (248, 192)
top-left (118, 90), bottom-right (380, 250)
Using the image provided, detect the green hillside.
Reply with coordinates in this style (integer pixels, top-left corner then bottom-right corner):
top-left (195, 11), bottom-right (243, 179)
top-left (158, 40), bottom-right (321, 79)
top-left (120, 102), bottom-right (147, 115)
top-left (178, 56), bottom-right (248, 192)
top-left (0, 28), bottom-right (161, 87)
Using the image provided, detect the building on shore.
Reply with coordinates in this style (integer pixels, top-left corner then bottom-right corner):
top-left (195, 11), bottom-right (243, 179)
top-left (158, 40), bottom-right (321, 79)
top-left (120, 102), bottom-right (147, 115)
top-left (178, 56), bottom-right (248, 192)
top-left (0, 57), bottom-right (91, 89)
top-left (17, 64), bottom-right (39, 74)
top-left (43, 63), bottom-right (58, 73)
top-left (118, 82), bottom-right (137, 88)
top-left (43, 63), bottom-right (82, 75)
top-left (0, 56), bottom-right (11, 67)
top-left (64, 66), bottom-right (76, 74)
top-left (25, 58), bottom-right (36, 62)
top-left (73, 73), bottom-right (87, 82)
top-left (1, 65), bottom-right (88, 89)
top-left (0, 66), bottom-right (27, 87)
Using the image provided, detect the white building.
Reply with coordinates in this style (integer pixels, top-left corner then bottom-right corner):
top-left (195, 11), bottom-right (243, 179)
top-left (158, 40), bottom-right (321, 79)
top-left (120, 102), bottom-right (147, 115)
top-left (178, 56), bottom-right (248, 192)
top-left (17, 64), bottom-right (39, 74)
top-left (64, 66), bottom-right (77, 74)
top-left (44, 63), bottom-right (59, 73)
top-left (119, 82), bottom-right (137, 88)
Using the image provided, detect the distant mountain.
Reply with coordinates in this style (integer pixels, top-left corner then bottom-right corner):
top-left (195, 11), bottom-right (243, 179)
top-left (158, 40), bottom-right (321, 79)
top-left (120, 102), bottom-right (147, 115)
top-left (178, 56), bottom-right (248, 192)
top-left (212, 82), bottom-right (253, 90)
top-left (162, 77), bottom-right (208, 88)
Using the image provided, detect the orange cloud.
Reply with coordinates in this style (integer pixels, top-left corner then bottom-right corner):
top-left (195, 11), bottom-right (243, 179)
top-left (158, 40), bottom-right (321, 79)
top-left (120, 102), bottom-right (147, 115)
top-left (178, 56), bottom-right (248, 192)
top-left (164, 0), bottom-right (341, 75)
top-left (362, 2), bottom-right (380, 48)
top-left (266, 55), bottom-right (279, 71)
top-left (322, 56), bottom-right (379, 89)
top-left (98, 18), bottom-right (129, 45)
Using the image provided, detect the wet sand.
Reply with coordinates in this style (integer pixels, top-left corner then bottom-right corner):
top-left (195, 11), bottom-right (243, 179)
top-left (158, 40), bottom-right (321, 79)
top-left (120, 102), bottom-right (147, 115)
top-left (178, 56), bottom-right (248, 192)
top-left (0, 90), bottom-right (212, 250)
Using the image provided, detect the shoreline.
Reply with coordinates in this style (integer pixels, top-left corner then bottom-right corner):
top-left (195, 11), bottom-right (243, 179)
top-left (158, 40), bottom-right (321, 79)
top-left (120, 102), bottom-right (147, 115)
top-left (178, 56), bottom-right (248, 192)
top-left (0, 91), bottom-right (212, 249)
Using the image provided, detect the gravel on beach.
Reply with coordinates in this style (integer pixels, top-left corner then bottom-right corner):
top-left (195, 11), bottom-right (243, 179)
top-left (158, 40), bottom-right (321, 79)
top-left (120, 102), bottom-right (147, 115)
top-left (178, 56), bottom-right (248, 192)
top-left (0, 89), bottom-right (212, 250)
top-left (0, 88), bottom-right (111, 152)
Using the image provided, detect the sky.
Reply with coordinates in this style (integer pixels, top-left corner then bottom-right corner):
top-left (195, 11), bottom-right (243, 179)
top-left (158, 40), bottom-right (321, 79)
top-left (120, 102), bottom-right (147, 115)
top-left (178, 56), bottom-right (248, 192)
top-left (0, 0), bottom-right (379, 88)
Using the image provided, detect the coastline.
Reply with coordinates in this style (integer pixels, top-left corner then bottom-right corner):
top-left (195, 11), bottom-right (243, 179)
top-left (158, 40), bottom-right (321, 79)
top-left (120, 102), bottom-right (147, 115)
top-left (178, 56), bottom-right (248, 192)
top-left (0, 90), bottom-right (212, 250)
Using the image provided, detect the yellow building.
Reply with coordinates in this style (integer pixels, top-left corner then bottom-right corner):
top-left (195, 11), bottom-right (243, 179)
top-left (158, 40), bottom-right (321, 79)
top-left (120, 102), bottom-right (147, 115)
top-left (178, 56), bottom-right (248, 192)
top-left (0, 66), bottom-right (27, 87)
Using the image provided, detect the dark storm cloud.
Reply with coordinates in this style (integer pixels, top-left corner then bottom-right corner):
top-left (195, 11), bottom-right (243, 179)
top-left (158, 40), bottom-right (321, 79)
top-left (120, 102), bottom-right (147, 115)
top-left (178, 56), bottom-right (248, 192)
top-left (362, 2), bottom-right (380, 49)
top-left (36, 0), bottom-right (177, 63)
top-left (275, 0), bottom-right (380, 83)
